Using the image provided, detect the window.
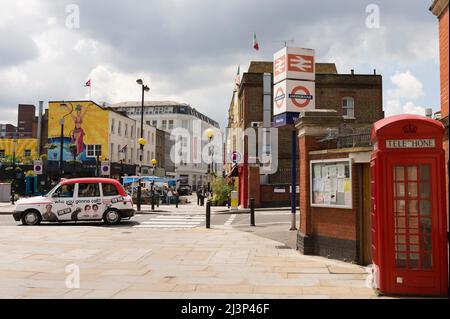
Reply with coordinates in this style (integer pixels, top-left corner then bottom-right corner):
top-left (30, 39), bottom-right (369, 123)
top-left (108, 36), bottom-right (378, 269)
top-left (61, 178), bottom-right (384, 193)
top-left (118, 121), bottom-right (122, 136)
top-left (162, 120), bottom-right (167, 130)
top-left (342, 97), bottom-right (355, 118)
top-left (151, 133), bottom-right (155, 144)
top-left (310, 159), bottom-right (352, 209)
top-left (102, 183), bottom-right (120, 196)
top-left (168, 120), bottom-right (174, 130)
top-left (110, 143), bottom-right (114, 160)
top-left (24, 149), bottom-right (31, 157)
top-left (87, 144), bottom-right (102, 157)
top-left (152, 120), bottom-right (157, 127)
top-left (111, 119), bottom-right (115, 134)
top-left (131, 126), bottom-right (134, 138)
top-left (0, 150), bottom-right (4, 158)
top-left (78, 183), bottom-right (100, 198)
top-left (53, 184), bottom-right (74, 198)
top-left (125, 124), bottom-right (128, 137)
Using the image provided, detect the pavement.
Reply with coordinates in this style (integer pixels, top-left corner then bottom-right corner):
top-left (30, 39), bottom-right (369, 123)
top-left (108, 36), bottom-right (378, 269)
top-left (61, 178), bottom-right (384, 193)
top-left (0, 196), bottom-right (378, 299)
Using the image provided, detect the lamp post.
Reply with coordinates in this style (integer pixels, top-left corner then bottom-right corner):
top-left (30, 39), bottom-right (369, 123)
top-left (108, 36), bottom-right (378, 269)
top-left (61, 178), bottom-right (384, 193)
top-left (11, 138), bottom-right (18, 205)
top-left (136, 79), bottom-right (149, 212)
top-left (151, 158), bottom-right (157, 210)
top-left (205, 128), bottom-right (215, 196)
top-left (59, 103), bottom-right (74, 176)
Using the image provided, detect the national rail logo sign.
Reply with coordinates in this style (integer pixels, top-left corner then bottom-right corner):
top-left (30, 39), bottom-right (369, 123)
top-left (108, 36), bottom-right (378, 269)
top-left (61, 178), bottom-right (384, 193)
top-left (273, 80), bottom-right (315, 115)
top-left (273, 47), bottom-right (315, 84)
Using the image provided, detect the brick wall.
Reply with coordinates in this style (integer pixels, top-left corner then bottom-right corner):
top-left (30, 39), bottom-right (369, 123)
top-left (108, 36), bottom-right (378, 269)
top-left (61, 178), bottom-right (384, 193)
top-left (439, 6), bottom-right (449, 118)
top-left (260, 184), bottom-right (292, 207)
top-left (316, 74), bottom-right (384, 124)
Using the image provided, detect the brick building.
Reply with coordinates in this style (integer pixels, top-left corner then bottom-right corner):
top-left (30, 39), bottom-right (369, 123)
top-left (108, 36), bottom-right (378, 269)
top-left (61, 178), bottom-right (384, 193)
top-left (430, 0), bottom-right (449, 231)
top-left (17, 104), bottom-right (38, 138)
top-left (226, 61), bottom-right (383, 215)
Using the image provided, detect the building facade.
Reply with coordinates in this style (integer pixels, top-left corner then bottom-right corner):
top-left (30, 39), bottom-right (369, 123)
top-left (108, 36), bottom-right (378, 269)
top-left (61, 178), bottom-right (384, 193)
top-left (225, 61), bottom-right (383, 209)
top-left (430, 0), bottom-right (449, 232)
top-left (110, 101), bottom-right (220, 190)
top-left (46, 100), bottom-right (156, 177)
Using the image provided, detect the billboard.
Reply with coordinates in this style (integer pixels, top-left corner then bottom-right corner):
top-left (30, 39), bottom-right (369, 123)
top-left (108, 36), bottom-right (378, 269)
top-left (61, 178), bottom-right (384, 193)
top-left (274, 47), bottom-right (315, 84)
top-left (48, 101), bottom-right (109, 162)
top-left (273, 80), bottom-right (315, 116)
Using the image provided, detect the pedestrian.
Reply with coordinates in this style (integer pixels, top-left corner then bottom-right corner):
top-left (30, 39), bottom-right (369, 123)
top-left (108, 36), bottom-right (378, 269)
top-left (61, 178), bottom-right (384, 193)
top-left (196, 187), bottom-right (202, 206)
top-left (200, 187), bottom-right (206, 206)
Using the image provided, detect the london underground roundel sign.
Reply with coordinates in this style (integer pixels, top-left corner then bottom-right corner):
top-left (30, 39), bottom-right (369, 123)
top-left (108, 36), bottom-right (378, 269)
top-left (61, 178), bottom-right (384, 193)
top-left (289, 85), bottom-right (313, 108)
top-left (275, 87), bottom-right (286, 108)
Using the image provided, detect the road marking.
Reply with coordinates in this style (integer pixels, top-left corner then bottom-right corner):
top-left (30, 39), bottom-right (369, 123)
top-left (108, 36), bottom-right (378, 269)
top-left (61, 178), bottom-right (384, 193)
top-left (133, 215), bottom-right (204, 229)
top-left (224, 214), bottom-right (237, 226)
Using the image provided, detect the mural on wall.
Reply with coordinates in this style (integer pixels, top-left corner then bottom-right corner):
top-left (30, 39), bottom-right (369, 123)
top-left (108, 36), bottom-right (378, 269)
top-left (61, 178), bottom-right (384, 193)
top-left (48, 101), bottom-right (109, 162)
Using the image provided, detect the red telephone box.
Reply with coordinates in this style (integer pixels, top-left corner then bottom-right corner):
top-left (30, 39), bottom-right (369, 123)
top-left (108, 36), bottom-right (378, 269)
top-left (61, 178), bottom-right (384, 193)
top-left (370, 114), bottom-right (448, 296)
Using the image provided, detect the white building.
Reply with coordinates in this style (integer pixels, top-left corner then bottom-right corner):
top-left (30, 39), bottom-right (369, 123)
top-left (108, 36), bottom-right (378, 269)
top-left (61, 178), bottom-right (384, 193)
top-left (110, 101), bottom-right (220, 190)
top-left (108, 109), bottom-right (156, 170)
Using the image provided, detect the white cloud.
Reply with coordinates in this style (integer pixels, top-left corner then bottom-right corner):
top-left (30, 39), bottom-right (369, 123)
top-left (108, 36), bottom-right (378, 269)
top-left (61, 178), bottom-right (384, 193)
top-left (388, 71), bottom-right (424, 100)
top-left (385, 99), bottom-right (427, 117)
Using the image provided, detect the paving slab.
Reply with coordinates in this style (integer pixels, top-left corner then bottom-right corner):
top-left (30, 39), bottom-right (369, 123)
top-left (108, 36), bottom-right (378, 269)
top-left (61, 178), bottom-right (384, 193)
top-left (0, 225), bottom-right (376, 299)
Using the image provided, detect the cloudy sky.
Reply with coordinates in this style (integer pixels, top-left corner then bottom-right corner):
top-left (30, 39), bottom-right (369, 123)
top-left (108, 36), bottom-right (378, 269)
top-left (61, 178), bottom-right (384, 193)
top-left (0, 0), bottom-right (441, 128)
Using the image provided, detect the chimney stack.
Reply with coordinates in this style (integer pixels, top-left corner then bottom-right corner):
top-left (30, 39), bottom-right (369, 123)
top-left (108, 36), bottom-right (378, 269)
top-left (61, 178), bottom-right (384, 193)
top-left (351, 69), bottom-right (354, 75)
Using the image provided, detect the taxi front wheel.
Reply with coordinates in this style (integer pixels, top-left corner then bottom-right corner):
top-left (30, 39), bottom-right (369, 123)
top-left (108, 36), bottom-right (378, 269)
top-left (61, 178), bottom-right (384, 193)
top-left (103, 210), bottom-right (121, 225)
top-left (21, 210), bottom-right (42, 226)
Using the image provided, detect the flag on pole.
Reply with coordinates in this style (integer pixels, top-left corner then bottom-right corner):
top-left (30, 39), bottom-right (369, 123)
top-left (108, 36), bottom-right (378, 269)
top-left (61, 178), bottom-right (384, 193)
top-left (253, 33), bottom-right (259, 51)
top-left (234, 65), bottom-right (241, 89)
top-left (84, 79), bottom-right (91, 87)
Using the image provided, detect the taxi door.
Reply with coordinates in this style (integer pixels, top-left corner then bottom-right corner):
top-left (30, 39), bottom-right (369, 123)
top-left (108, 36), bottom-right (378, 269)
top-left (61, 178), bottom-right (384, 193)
top-left (74, 182), bottom-right (103, 220)
top-left (50, 183), bottom-right (76, 221)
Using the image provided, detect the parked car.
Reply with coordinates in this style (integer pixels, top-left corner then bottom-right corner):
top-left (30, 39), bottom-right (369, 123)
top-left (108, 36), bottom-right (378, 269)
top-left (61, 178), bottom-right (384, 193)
top-left (13, 178), bottom-right (135, 226)
top-left (177, 185), bottom-right (192, 196)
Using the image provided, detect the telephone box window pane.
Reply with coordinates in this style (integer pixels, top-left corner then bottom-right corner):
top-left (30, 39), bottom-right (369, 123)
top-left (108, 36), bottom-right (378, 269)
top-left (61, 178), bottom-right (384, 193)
top-left (407, 166), bottom-right (417, 181)
top-left (409, 254), bottom-right (420, 269)
top-left (421, 235), bottom-right (433, 252)
top-left (395, 200), bottom-right (405, 214)
top-left (397, 235), bottom-right (406, 244)
top-left (396, 253), bottom-right (407, 268)
top-left (409, 244), bottom-right (420, 252)
top-left (408, 200), bottom-right (418, 215)
top-left (395, 183), bottom-right (405, 197)
top-left (419, 165), bottom-right (430, 181)
top-left (420, 218), bottom-right (432, 234)
top-left (397, 244), bottom-right (407, 251)
top-left (420, 200), bottom-right (431, 216)
top-left (407, 183), bottom-right (418, 198)
top-left (420, 183), bottom-right (430, 199)
top-left (409, 236), bottom-right (419, 245)
top-left (396, 217), bottom-right (406, 229)
top-left (421, 253), bottom-right (433, 269)
top-left (394, 166), bottom-right (404, 181)
top-left (408, 217), bottom-right (419, 229)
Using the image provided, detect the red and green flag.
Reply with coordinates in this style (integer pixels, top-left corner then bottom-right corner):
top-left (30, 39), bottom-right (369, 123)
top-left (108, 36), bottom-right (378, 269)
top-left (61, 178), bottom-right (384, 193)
top-left (253, 32), bottom-right (259, 51)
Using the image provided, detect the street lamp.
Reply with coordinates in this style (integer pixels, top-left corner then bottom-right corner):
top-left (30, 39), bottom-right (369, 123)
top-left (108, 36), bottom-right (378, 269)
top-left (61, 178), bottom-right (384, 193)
top-left (136, 79), bottom-right (150, 212)
top-left (59, 103), bottom-right (74, 176)
top-left (205, 128), bottom-right (215, 195)
top-left (151, 158), bottom-right (157, 210)
top-left (11, 138), bottom-right (18, 205)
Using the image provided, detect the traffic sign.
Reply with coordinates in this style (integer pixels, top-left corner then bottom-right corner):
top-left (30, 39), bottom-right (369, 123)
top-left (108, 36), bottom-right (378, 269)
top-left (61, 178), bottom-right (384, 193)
top-left (34, 160), bottom-right (43, 175)
top-left (101, 161), bottom-right (110, 176)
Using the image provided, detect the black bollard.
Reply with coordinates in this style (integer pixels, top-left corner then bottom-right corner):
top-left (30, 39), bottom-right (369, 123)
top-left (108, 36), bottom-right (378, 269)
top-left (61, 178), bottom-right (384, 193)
top-left (250, 198), bottom-right (255, 226)
top-left (175, 194), bottom-right (179, 208)
top-left (151, 192), bottom-right (155, 211)
top-left (206, 200), bottom-right (211, 229)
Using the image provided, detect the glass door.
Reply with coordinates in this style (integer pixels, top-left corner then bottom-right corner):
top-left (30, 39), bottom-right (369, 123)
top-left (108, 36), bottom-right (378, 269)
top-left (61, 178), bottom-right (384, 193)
top-left (393, 164), bottom-right (433, 271)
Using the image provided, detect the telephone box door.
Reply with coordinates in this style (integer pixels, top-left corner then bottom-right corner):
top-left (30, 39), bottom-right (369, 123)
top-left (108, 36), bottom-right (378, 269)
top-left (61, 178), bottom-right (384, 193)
top-left (387, 157), bottom-right (443, 294)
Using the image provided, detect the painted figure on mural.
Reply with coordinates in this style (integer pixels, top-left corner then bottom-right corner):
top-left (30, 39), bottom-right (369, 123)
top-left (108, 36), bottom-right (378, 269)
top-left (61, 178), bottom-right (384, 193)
top-left (63, 104), bottom-right (89, 157)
